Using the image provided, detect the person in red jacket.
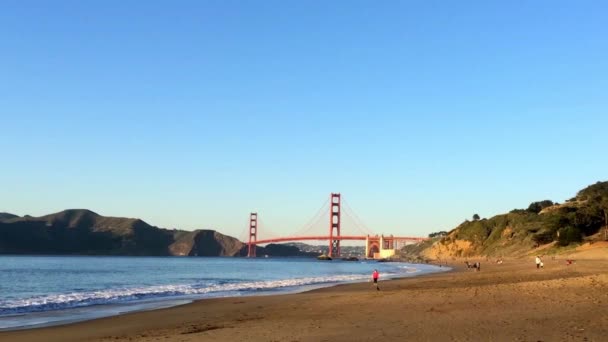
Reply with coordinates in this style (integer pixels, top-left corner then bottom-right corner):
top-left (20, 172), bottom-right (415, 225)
top-left (372, 269), bottom-right (380, 291)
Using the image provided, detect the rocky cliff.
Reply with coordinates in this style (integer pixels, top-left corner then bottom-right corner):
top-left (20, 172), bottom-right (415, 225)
top-left (169, 230), bottom-right (245, 256)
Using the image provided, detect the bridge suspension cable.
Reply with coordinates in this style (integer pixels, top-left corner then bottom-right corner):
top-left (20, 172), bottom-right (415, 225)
top-left (342, 198), bottom-right (375, 236)
top-left (256, 216), bottom-right (281, 241)
top-left (290, 196), bottom-right (330, 237)
top-left (239, 216), bottom-right (253, 242)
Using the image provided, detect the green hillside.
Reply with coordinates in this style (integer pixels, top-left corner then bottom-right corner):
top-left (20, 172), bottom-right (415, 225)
top-left (405, 181), bottom-right (608, 259)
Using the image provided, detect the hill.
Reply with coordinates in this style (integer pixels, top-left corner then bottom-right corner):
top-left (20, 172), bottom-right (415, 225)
top-left (0, 209), bottom-right (303, 257)
top-left (403, 181), bottom-right (608, 260)
top-left (0, 213), bottom-right (19, 221)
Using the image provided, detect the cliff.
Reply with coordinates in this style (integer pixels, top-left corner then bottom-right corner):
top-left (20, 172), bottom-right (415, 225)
top-left (169, 230), bottom-right (245, 256)
top-left (402, 181), bottom-right (608, 260)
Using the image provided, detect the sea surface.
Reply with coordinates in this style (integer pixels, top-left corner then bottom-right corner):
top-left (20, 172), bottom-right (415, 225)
top-left (0, 256), bottom-right (449, 330)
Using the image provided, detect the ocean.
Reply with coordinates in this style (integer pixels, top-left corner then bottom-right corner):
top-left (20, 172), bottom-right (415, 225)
top-left (0, 256), bottom-right (448, 330)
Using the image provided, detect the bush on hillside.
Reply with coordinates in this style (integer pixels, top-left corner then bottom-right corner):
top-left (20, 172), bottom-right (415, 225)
top-left (577, 181), bottom-right (608, 202)
top-left (557, 226), bottom-right (582, 246)
top-left (532, 229), bottom-right (555, 245)
top-left (510, 209), bottom-right (527, 214)
top-left (527, 200), bottom-right (554, 214)
top-left (542, 202), bottom-right (604, 237)
top-left (574, 205), bottom-right (605, 235)
top-left (428, 231), bottom-right (448, 238)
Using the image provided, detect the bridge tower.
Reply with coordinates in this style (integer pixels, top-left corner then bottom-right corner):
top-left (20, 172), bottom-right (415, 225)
top-left (328, 193), bottom-right (341, 258)
top-left (247, 213), bottom-right (257, 257)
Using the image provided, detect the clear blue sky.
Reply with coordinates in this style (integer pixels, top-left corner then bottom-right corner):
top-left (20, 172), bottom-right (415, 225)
top-left (1, 1), bottom-right (607, 240)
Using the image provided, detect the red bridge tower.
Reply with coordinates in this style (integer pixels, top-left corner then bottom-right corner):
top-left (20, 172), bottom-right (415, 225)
top-left (328, 193), bottom-right (341, 258)
top-left (247, 213), bottom-right (257, 257)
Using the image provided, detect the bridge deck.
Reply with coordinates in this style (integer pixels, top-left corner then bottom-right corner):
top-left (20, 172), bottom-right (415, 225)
top-left (253, 235), bottom-right (427, 244)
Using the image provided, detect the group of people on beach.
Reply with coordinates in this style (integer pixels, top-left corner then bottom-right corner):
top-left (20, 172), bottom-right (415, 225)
top-left (370, 255), bottom-right (572, 292)
top-left (535, 255), bottom-right (544, 269)
top-left (465, 260), bottom-right (481, 271)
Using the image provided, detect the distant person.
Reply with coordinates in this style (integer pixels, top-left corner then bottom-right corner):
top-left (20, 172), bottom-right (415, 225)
top-left (535, 256), bottom-right (542, 269)
top-left (372, 269), bottom-right (380, 291)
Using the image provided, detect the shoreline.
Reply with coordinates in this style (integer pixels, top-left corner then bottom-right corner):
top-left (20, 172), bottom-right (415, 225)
top-left (0, 262), bottom-right (450, 333)
top-left (2, 259), bottom-right (606, 341)
top-left (0, 298), bottom-right (196, 332)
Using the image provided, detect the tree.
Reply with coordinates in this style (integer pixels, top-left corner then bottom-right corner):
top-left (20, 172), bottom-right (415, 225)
top-left (600, 197), bottom-right (608, 241)
top-left (472, 214), bottom-right (480, 221)
top-left (604, 208), bottom-right (608, 241)
top-left (527, 200), bottom-right (555, 214)
top-left (428, 231), bottom-right (448, 238)
top-left (601, 208), bottom-right (608, 240)
top-left (557, 226), bottom-right (582, 246)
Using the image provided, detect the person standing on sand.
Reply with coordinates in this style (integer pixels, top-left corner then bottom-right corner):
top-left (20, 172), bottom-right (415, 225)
top-left (535, 256), bottom-right (542, 269)
top-left (372, 269), bottom-right (380, 291)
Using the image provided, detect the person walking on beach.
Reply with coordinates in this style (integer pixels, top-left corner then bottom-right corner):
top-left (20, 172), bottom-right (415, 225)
top-left (372, 269), bottom-right (380, 291)
top-left (535, 256), bottom-right (542, 269)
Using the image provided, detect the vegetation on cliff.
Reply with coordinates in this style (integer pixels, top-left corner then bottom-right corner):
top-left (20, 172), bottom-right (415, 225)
top-left (404, 181), bottom-right (608, 259)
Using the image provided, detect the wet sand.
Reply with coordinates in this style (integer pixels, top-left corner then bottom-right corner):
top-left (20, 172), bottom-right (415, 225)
top-left (2, 259), bottom-right (607, 342)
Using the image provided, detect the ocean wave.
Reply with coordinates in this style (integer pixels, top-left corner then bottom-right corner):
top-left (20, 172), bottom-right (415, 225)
top-left (0, 274), bottom-right (371, 315)
top-left (398, 266), bottom-right (420, 273)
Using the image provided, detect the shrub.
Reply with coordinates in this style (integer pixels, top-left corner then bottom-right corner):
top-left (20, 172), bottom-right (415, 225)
top-left (527, 200), bottom-right (554, 214)
top-left (428, 231), bottom-right (448, 238)
top-left (557, 226), bottom-right (582, 246)
top-left (532, 229), bottom-right (555, 245)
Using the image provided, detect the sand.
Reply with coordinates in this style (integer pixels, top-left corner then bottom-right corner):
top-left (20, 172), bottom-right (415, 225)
top-left (1, 258), bottom-right (607, 342)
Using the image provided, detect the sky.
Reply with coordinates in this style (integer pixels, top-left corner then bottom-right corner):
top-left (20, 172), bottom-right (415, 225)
top-left (1, 1), bottom-right (607, 240)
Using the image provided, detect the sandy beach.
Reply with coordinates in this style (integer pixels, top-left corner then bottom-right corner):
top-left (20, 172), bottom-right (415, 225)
top-left (1, 258), bottom-right (607, 342)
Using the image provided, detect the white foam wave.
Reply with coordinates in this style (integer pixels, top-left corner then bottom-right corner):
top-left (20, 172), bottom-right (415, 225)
top-left (0, 274), bottom-right (369, 315)
top-left (398, 266), bottom-right (420, 273)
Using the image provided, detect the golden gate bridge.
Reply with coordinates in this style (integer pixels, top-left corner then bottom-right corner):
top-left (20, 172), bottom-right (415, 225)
top-left (242, 193), bottom-right (428, 259)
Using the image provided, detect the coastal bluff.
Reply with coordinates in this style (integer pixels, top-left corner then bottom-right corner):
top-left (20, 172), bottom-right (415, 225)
top-left (0, 209), bottom-right (303, 257)
top-left (401, 180), bottom-right (608, 260)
